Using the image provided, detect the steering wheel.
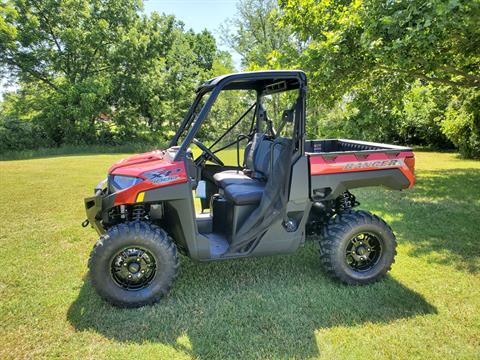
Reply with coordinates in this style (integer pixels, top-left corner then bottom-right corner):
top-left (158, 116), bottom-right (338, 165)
top-left (192, 138), bottom-right (225, 167)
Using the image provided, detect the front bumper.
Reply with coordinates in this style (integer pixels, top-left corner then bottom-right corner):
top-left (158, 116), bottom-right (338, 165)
top-left (84, 179), bottom-right (111, 235)
top-left (84, 190), bottom-right (106, 235)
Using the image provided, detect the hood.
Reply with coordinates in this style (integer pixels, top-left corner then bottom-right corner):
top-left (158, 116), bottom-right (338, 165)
top-left (106, 149), bottom-right (188, 206)
top-left (109, 149), bottom-right (185, 178)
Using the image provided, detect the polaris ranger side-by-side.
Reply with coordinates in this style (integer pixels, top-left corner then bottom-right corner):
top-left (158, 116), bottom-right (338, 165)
top-left (84, 71), bottom-right (415, 307)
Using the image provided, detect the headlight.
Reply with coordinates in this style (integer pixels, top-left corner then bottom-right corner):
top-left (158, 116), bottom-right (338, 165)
top-left (109, 175), bottom-right (144, 192)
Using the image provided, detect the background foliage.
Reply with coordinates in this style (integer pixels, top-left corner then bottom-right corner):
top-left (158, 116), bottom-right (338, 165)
top-left (0, 0), bottom-right (234, 151)
top-left (1, 0), bottom-right (479, 158)
top-left (223, 0), bottom-right (480, 157)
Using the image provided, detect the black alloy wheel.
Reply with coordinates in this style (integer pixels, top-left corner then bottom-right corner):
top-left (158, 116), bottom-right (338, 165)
top-left (110, 247), bottom-right (157, 290)
top-left (89, 221), bottom-right (179, 308)
top-left (345, 232), bottom-right (383, 272)
top-left (318, 210), bottom-right (397, 285)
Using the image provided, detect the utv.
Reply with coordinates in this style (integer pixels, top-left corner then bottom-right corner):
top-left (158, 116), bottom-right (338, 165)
top-left (84, 70), bottom-right (415, 308)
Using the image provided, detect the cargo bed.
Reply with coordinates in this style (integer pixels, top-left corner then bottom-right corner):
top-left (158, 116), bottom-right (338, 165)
top-left (305, 139), bottom-right (412, 156)
top-left (305, 139), bottom-right (415, 201)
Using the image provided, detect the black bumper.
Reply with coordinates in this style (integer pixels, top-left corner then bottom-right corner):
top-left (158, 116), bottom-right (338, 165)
top-left (84, 190), bottom-right (106, 235)
top-left (84, 178), bottom-right (113, 235)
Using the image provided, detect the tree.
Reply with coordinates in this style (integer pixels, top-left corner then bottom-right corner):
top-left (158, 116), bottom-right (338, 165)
top-left (0, 0), bottom-right (231, 150)
top-left (275, 0), bottom-right (480, 156)
top-left (220, 0), bottom-right (293, 69)
top-left (279, 0), bottom-right (479, 100)
top-left (0, 0), bottom-right (144, 144)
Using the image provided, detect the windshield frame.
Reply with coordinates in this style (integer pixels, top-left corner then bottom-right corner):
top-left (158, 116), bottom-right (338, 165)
top-left (168, 88), bottom-right (211, 149)
top-left (171, 71), bottom-right (307, 162)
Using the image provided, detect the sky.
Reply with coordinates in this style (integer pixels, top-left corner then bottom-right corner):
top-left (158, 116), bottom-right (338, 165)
top-left (143, 0), bottom-right (239, 36)
top-left (0, 0), bottom-right (241, 99)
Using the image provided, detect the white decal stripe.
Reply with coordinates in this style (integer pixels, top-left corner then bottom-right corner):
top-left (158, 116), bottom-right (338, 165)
top-left (330, 159), bottom-right (404, 170)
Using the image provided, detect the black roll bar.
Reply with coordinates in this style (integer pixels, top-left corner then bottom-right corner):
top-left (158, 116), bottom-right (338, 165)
top-left (208, 102), bottom-right (256, 151)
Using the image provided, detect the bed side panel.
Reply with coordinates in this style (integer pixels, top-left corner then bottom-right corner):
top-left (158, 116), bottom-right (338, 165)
top-left (308, 152), bottom-right (415, 201)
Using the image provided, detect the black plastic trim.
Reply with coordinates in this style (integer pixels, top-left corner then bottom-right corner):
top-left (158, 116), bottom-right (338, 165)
top-left (310, 169), bottom-right (410, 201)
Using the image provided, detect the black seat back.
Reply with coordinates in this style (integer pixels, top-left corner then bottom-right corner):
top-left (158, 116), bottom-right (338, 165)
top-left (243, 133), bottom-right (286, 181)
top-left (245, 132), bottom-right (265, 171)
top-left (252, 135), bottom-right (273, 178)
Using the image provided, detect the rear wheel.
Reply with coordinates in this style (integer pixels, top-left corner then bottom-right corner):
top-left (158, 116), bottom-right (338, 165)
top-left (318, 210), bottom-right (397, 284)
top-left (88, 221), bottom-right (179, 308)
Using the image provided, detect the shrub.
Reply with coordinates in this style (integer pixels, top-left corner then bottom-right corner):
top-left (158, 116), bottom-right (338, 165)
top-left (441, 90), bottom-right (480, 159)
top-left (399, 84), bottom-right (452, 149)
top-left (0, 117), bottom-right (50, 152)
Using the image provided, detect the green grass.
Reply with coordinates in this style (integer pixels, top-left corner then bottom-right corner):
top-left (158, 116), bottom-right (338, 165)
top-left (0, 150), bottom-right (479, 359)
top-left (0, 143), bottom-right (164, 161)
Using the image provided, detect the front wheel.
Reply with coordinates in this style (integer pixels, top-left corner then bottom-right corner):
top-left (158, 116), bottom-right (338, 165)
top-left (319, 210), bottom-right (397, 285)
top-left (88, 221), bottom-right (179, 308)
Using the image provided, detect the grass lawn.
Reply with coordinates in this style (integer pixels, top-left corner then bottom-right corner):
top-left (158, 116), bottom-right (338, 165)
top-left (0, 150), bottom-right (479, 359)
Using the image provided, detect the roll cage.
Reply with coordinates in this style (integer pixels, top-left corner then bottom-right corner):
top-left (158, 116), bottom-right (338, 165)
top-left (169, 70), bottom-right (308, 162)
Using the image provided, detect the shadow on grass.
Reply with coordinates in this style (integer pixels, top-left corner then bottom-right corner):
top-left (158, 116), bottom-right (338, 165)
top-left (68, 245), bottom-right (436, 359)
top-left (360, 168), bottom-right (480, 273)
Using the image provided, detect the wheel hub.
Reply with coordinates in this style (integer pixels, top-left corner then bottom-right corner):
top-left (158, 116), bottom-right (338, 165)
top-left (356, 245), bottom-right (368, 256)
top-left (111, 247), bottom-right (157, 290)
top-left (345, 233), bottom-right (382, 271)
top-left (128, 262), bottom-right (140, 273)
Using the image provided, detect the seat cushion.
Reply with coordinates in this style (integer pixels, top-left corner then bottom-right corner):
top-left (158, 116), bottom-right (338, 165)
top-left (213, 170), bottom-right (256, 188)
top-left (223, 182), bottom-right (265, 205)
top-left (212, 133), bottom-right (288, 191)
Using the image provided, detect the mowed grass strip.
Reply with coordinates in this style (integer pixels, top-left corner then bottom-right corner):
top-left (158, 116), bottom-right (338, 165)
top-left (0, 151), bottom-right (479, 359)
